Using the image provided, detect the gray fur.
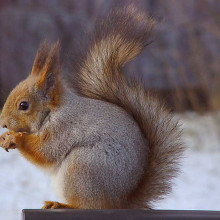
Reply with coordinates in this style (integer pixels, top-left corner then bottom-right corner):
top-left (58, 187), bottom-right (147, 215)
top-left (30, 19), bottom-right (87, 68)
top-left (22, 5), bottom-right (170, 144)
top-left (40, 86), bottom-right (148, 208)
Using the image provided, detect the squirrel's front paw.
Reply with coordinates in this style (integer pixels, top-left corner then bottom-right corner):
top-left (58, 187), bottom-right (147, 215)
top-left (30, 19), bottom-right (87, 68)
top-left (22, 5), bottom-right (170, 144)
top-left (0, 131), bottom-right (19, 152)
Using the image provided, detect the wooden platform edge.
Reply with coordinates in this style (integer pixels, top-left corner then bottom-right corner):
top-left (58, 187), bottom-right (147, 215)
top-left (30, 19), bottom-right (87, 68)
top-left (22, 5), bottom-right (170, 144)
top-left (22, 209), bottom-right (220, 220)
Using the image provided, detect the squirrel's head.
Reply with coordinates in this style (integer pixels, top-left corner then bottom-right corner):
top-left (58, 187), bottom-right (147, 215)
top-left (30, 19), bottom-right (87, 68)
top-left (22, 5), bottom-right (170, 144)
top-left (0, 41), bottom-right (62, 133)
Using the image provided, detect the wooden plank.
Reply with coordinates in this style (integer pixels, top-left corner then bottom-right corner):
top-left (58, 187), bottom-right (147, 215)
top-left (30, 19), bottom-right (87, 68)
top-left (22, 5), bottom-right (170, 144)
top-left (22, 209), bottom-right (220, 220)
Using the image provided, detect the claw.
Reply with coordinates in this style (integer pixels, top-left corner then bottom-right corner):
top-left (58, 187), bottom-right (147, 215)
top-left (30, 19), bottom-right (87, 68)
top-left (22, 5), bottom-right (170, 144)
top-left (0, 131), bottom-right (17, 152)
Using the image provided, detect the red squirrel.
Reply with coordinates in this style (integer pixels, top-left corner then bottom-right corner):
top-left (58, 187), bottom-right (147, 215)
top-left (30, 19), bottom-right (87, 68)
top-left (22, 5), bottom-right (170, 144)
top-left (0, 5), bottom-right (183, 209)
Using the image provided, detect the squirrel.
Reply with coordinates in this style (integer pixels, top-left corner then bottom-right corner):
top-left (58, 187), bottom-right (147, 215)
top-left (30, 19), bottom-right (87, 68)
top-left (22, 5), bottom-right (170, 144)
top-left (0, 5), bottom-right (183, 209)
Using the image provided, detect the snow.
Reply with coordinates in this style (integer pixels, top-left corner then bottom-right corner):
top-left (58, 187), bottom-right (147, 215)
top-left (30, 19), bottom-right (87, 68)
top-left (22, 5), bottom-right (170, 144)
top-left (0, 112), bottom-right (220, 219)
top-left (157, 150), bottom-right (220, 210)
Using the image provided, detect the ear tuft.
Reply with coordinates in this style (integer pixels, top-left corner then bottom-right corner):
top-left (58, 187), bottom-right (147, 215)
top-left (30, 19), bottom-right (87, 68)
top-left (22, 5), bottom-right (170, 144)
top-left (35, 41), bottom-right (61, 96)
top-left (31, 40), bottom-right (50, 74)
top-left (42, 41), bottom-right (60, 75)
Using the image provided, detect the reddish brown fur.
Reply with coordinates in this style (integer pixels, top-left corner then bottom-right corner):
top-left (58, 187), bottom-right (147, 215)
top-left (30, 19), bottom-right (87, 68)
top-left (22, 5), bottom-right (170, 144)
top-left (0, 131), bottom-right (53, 167)
top-left (42, 201), bottom-right (76, 209)
top-left (17, 132), bottom-right (54, 167)
top-left (19, 42), bottom-right (62, 165)
top-left (0, 41), bottom-right (62, 167)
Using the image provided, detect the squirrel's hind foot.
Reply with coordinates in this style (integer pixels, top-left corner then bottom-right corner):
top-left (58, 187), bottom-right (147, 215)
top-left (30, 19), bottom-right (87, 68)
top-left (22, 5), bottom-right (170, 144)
top-left (42, 201), bottom-right (75, 209)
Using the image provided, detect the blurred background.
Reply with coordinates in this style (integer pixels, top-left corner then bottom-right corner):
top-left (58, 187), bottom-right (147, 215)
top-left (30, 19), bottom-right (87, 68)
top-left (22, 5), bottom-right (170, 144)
top-left (0, 0), bottom-right (220, 219)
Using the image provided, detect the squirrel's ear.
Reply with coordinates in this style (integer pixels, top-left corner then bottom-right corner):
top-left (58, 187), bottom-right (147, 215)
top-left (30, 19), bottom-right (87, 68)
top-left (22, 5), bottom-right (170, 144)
top-left (31, 40), bottom-right (50, 74)
top-left (35, 41), bottom-right (61, 96)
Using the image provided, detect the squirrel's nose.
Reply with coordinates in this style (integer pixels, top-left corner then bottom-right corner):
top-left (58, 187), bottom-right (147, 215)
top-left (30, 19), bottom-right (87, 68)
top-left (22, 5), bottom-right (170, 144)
top-left (3, 124), bottom-right (7, 129)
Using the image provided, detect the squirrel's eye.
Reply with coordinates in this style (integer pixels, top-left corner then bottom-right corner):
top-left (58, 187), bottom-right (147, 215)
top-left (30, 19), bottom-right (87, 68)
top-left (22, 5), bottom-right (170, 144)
top-left (19, 101), bottom-right (29, 111)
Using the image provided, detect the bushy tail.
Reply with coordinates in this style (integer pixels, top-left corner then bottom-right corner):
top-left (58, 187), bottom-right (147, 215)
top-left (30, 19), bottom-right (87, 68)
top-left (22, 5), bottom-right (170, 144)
top-left (72, 5), bottom-right (184, 208)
